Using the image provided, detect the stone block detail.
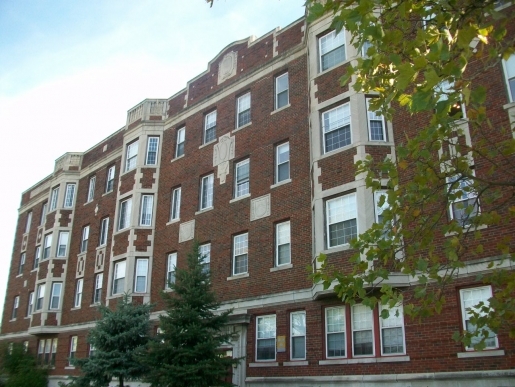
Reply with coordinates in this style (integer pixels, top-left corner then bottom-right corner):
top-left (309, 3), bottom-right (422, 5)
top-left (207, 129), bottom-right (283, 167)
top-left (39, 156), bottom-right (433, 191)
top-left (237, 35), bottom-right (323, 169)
top-left (250, 194), bottom-right (271, 221)
top-left (179, 220), bottom-right (195, 243)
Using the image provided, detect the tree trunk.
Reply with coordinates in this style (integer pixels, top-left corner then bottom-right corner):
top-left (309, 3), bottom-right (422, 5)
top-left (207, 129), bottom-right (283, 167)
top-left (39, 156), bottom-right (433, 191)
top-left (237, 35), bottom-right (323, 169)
top-left (119, 375), bottom-right (124, 387)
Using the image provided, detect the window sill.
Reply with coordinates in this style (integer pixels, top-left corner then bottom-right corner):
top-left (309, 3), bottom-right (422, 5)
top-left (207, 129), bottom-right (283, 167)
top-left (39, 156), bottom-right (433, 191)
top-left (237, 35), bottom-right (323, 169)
top-left (16, 274), bottom-right (22, 278)
top-left (199, 139), bottom-right (216, 149)
top-left (64, 366), bottom-right (76, 370)
top-left (319, 142), bottom-right (355, 161)
top-left (249, 362), bottom-right (278, 367)
top-left (90, 303), bottom-right (100, 308)
top-left (321, 244), bottom-right (351, 255)
top-left (503, 101), bottom-right (515, 110)
top-left (271, 104), bottom-right (291, 115)
top-left (316, 60), bottom-right (348, 77)
top-left (166, 218), bottom-right (180, 225)
top-left (270, 264), bottom-right (293, 272)
top-left (83, 200), bottom-right (94, 206)
top-left (319, 355), bottom-right (409, 365)
top-left (270, 179), bottom-right (291, 189)
top-left (227, 273), bottom-right (249, 281)
top-left (171, 154), bottom-right (184, 163)
top-left (71, 307), bottom-right (81, 311)
top-left (444, 223), bottom-right (487, 237)
top-left (283, 360), bottom-right (308, 366)
top-left (9, 318), bottom-right (16, 322)
top-left (96, 244), bottom-right (107, 251)
top-left (195, 207), bottom-right (214, 215)
top-left (457, 349), bottom-right (504, 358)
top-left (233, 122), bottom-right (252, 133)
top-left (230, 194), bottom-right (251, 203)
top-left (102, 190), bottom-right (114, 197)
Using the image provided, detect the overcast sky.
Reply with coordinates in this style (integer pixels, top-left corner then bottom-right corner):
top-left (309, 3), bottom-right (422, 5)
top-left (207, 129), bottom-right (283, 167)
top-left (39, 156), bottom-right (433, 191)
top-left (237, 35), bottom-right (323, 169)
top-left (0, 0), bottom-right (304, 321)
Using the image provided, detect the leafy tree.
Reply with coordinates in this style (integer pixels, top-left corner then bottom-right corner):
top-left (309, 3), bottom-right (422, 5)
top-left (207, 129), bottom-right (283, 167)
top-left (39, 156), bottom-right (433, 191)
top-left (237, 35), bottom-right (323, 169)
top-left (143, 243), bottom-right (241, 387)
top-left (68, 294), bottom-right (153, 387)
top-left (0, 343), bottom-right (47, 387)
top-left (306, 0), bottom-right (515, 348)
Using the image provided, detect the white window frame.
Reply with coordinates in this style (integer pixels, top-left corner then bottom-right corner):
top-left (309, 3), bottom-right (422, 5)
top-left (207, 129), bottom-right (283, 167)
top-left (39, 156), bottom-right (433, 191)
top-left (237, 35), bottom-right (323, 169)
top-left (40, 202), bottom-right (47, 225)
top-left (275, 72), bottom-right (289, 110)
top-left (43, 233), bottom-right (52, 259)
top-left (234, 159), bottom-right (250, 198)
top-left (118, 198), bottom-right (132, 230)
top-left (326, 306), bottom-right (346, 358)
top-left (176, 127), bottom-right (185, 158)
top-left (27, 291), bottom-right (34, 316)
top-left (322, 103), bottom-right (351, 153)
top-left (170, 187), bottom-right (181, 221)
top-left (140, 195), bottom-right (154, 226)
top-left (351, 304), bottom-right (375, 357)
top-left (106, 165), bottom-right (115, 192)
top-left (145, 136), bottom-right (160, 165)
top-left (49, 282), bottom-right (62, 310)
top-left (460, 286), bottom-right (498, 350)
top-left (237, 92), bottom-right (251, 128)
top-left (49, 186), bottom-right (59, 211)
top-left (12, 296), bottom-right (19, 319)
top-left (18, 253), bottom-right (25, 275)
top-left (447, 175), bottom-right (479, 227)
top-left (36, 284), bottom-right (45, 311)
top-left (25, 211), bottom-right (32, 233)
top-left (290, 311), bottom-right (306, 360)
top-left (34, 246), bottom-right (41, 269)
top-left (275, 221), bottom-right (291, 266)
top-left (200, 174), bottom-right (214, 210)
top-left (99, 217), bottom-right (109, 246)
top-left (204, 110), bottom-right (217, 144)
top-left (63, 183), bottom-right (76, 208)
top-left (112, 260), bottom-right (126, 295)
top-left (366, 98), bottom-right (386, 141)
top-left (326, 193), bottom-right (357, 248)
top-left (125, 140), bottom-right (139, 172)
top-left (69, 336), bottom-right (78, 366)
top-left (319, 30), bottom-right (346, 72)
top-left (233, 233), bottom-right (248, 276)
top-left (436, 80), bottom-right (466, 119)
top-left (56, 231), bottom-right (69, 257)
top-left (80, 225), bottom-right (89, 253)
top-left (379, 303), bottom-right (406, 356)
top-left (199, 243), bottom-right (211, 274)
top-left (134, 258), bottom-right (149, 293)
top-left (93, 273), bottom-right (103, 304)
top-left (74, 279), bottom-right (83, 308)
top-left (256, 315), bottom-right (276, 361)
top-left (275, 142), bottom-right (290, 183)
top-left (502, 54), bottom-right (515, 102)
top-left (87, 176), bottom-right (96, 202)
top-left (166, 253), bottom-right (177, 289)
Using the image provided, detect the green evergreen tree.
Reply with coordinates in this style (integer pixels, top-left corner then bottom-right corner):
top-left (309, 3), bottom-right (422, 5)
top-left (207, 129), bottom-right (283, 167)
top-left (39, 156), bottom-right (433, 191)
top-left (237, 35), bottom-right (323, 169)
top-left (69, 294), bottom-right (153, 387)
top-left (143, 243), bottom-right (241, 387)
top-left (0, 343), bottom-right (47, 387)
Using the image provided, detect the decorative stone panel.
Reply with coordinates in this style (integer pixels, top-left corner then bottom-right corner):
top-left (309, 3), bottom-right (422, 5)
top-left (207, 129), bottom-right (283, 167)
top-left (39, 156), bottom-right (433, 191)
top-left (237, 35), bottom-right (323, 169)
top-left (250, 194), bottom-right (271, 221)
top-left (213, 134), bottom-right (235, 184)
top-left (218, 51), bottom-right (238, 84)
top-left (76, 255), bottom-right (86, 278)
top-left (179, 220), bottom-right (195, 243)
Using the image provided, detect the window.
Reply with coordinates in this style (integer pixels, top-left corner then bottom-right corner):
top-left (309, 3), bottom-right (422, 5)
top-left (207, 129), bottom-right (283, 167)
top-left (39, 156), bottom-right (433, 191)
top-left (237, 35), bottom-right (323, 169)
top-left (374, 190), bottom-right (391, 238)
top-left (145, 136), bottom-right (160, 165)
top-left (291, 311), bottom-right (306, 360)
top-left (38, 338), bottom-right (57, 365)
top-left (63, 183), bottom-right (76, 208)
top-left (352, 304), bottom-right (374, 356)
top-left (69, 336), bottom-right (78, 365)
top-left (99, 217), bottom-right (109, 246)
top-left (106, 165), bottom-right (116, 192)
top-left (27, 292), bottom-right (34, 316)
top-left (56, 231), bottom-right (69, 257)
top-left (18, 253), bottom-right (25, 275)
top-left (89, 344), bottom-right (96, 357)
top-left (80, 226), bottom-right (90, 253)
top-left (112, 260), bottom-right (126, 295)
top-left (256, 315), bottom-right (276, 361)
top-left (366, 98), bottom-right (386, 141)
top-left (323, 103), bottom-right (351, 153)
top-left (460, 286), bottom-right (498, 349)
top-left (326, 193), bottom-right (357, 248)
top-left (436, 80), bottom-right (464, 118)
top-left (36, 284), bottom-right (45, 311)
top-left (125, 140), bottom-right (139, 171)
top-left (140, 195), bottom-right (154, 226)
top-left (275, 142), bottom-right (290, 183)
top-left (276, 221), bottom-right (291, 266)
top-left (43, 233), bottom-right (52, 259)
top-left (448, 175), bottom-right (479, 227)
top-left (25, 211), bottom-right (32, 233)
top-left (34, 246), bottom-right (41, 269)
top-left (275, 73), bottom-right (289, 109)
top-left (170, 187), bottom-right (181, 221)
top-left (233, 233), bottom-right (248, 275)
top-left (326, 307), bottom-right (346, 358)
top-left (93, 273), bottom-right (103, 304)
top-left (74, 279), bottom-right (83, 307)
top-left (12, 296), bottom-right (19, 319)
top-left (319, 30), bottom-right (346, 71)
top-left (176, 127), bottom-right (185, 157)
top-left (40, 202), bottom-right (47, 225)
top-left (118, 198), bottom-right (132, 230)
top-left (361, 40), bottom-right (373, 57)
top-left (200, 174), bottom-right (214, 210)
top-left (166, 253), bottom-right (177, 288)
top-left (49, 282), bottom-right (62, 310)
top-left (502, 54), bottom-right (515, 102)
top-left (199, 243), bottom-right (211, 274)
top-left (134, 258), bottom-right (149, 293)
top-left (234, 159), bottom-right (250, 198)
top-left (23, 341), bottom-right (28, 352)
top-left (87, 176), bottom-right (96, 202)
top-left (204, 110), bottom-right (217, 144)
top-left (49, 186), bottom-right (59, 211)
top-left (379, 303), bottom-right (405, 355)
top-left (237, 93), bottom-right (251, 128)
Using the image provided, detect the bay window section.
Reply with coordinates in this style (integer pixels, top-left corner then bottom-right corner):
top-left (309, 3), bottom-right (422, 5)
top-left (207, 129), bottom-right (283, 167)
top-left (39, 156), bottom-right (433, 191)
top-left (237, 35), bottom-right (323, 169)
top-left (118, 198), bottom-right (132, 230)
top-left (49, 282), bottom-right (62, 310)
top-left (323, 103), bottom-right (351, 153)
top-left (366, 98), bottom-right (386, 141)
top-left (326, 193), bottom-right (357, 248)
top-left (63, 183), bottom-right (76, 208)
top-left (125, 140), bottom-right (139, 172)
top-left (145, 136), bottom-right (160, 165)
top-left (319, 30), bottom-right (346, 71)
top-left (56, 231), bottom-right (69, 257)
top-left (87, 176), bottom-right (96, 202)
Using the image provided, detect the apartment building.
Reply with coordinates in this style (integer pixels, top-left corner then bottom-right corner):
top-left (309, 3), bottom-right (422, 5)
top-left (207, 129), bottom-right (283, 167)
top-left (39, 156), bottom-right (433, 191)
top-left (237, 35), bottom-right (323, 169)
top-left (2, 6), bottom-right (514, 387)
